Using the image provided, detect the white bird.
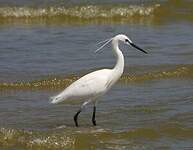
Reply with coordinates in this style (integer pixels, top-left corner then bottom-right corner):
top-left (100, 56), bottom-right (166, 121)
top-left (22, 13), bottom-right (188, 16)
top-left (50, 34), bottom-right (147, 127)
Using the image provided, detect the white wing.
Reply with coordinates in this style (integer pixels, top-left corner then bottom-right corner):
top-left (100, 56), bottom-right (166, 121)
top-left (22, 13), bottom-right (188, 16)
top-left (50, 69), bottom-right (112, 104)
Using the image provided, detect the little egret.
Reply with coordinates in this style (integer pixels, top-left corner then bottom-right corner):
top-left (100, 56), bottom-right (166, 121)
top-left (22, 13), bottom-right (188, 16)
top-left (50, 34), bottom-right (147, 127)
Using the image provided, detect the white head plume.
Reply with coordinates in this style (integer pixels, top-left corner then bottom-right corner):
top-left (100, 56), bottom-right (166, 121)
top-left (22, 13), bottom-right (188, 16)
top-left (95, 38), bottom-right (112, 53)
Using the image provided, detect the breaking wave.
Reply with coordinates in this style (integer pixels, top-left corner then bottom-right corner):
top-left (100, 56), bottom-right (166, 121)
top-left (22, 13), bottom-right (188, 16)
top-left (0, 64), bottom-right (192, 90)
top-left (0, 123), bottom-right (193, 149)
top-left (0, 0), bottom-right (192, 24)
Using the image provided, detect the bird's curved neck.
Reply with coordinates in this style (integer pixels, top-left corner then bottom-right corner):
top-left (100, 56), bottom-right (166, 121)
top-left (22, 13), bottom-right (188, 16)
top-left (112, 39), bottom-right (124, 75)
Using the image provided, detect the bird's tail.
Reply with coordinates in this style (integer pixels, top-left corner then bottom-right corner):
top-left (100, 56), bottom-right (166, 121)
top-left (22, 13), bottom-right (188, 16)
top-left (49, 94), bottom-right (64, 104)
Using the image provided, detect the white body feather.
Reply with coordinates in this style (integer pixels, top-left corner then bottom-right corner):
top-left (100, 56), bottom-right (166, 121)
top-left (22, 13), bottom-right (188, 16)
top-left (50, 34), bottom-right (128, 105)
top-left (50, 69), bottom-right (114, 104)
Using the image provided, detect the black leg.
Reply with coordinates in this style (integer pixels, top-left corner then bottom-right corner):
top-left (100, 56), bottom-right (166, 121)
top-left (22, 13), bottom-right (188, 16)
top-left (92, 106), bottom-right (96, 126)
top-left (74, 110), bottom-right (81, 127)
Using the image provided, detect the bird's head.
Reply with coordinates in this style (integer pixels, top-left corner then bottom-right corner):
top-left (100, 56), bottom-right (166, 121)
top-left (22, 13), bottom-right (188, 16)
top-left (114, 34), bottom-right (132, 44)
top-left (95, 34), bottom-right (147, 54)
top-left (114, 34), bottom-right (147, 54)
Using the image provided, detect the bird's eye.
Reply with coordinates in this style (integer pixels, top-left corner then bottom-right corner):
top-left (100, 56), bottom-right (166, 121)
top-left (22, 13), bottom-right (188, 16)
top-left (125, 39), bottom-right (129, 42)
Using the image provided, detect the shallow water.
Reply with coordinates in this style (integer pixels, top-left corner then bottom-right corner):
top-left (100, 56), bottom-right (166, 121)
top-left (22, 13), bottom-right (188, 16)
top-left (0, 0), bottom-right (193, 149)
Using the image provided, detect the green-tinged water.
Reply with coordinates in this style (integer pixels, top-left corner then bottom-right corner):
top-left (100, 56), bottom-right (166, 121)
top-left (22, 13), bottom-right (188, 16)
top-left (0, 0), bottom-right (193, 149)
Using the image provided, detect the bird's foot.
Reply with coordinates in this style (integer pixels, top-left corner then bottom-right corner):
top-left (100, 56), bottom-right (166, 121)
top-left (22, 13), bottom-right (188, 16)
top-left (92, 119), bottom-right (96, 126)
top-left (92, 106), bottom-right (97, 126)
top-left (74, 110), bottom-right (81, 127)
top-left (74, 116), bottom-right (78, 127)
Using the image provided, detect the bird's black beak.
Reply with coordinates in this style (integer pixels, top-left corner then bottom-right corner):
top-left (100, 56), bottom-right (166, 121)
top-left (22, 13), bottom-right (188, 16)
top-left (129, 42), bottom-right (148, 54)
